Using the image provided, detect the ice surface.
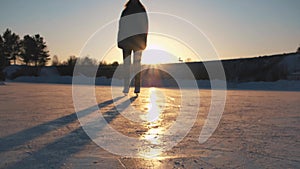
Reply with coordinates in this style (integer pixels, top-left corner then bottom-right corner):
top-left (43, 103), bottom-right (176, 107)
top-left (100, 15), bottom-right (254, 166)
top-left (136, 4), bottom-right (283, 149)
top-left (0, 83), bottom-right (299, 168)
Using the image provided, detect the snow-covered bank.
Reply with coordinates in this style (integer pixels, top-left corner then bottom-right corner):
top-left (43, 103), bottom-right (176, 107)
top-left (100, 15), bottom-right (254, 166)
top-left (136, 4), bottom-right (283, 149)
top-left (6, 75), bottom-right (300, 91)
top-left (3, 65), bottom-right (300, 91)
top-left (227, 80), bottom-right (300, 91)
top-left (10, 75), bottom-right (114, 86)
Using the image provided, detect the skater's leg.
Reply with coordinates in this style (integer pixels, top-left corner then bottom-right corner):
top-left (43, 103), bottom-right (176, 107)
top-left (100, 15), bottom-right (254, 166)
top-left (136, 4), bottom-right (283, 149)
top-left (133, 50), bottom-right (142, 94)
top-left (122, 49), bottom-right (132, 94)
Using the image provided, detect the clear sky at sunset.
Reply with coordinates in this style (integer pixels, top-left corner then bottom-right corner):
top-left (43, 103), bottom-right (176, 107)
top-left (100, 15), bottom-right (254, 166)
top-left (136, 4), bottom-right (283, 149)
top-left (0, 0), bottom-right (299, 64)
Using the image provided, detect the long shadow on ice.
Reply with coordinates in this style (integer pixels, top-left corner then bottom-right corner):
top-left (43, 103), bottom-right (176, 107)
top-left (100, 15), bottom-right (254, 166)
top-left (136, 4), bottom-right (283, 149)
top-left (3, 96), bottom-right (137, 169)
top-left (0, 97), bottom-right (123, 152)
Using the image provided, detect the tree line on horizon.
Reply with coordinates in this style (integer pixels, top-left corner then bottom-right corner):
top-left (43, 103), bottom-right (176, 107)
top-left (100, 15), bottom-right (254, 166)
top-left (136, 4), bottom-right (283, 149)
top-left (0, 29), bottom-right (50, 68)
top-left (51, 55), bottom-right (119, 67)
top-left (0, 28), bottom-right (119, 70)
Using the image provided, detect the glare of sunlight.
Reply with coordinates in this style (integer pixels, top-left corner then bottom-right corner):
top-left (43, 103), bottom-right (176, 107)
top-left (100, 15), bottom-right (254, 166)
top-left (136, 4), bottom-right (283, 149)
top-left (139, 127), bottom-right (165, 159)
top-left (141, 148), bottom-right (164, 159)
top-left (138, 88), bottom-right (167, 159)
top-left (143, 128), bottom-right (163, 145)
top-left (141, 88), bottom-right (165, 122)
top-left (147, 44), bottom-right (165, 51)
top-left (142, 49), bottom-right (178, 65)
top-left (100, 34), bottom-right (199, 65)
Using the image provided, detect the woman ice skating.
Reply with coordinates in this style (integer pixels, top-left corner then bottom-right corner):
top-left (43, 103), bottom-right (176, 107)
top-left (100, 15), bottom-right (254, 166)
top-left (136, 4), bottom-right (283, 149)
top-left (117, 0), bottom-right (148, 96)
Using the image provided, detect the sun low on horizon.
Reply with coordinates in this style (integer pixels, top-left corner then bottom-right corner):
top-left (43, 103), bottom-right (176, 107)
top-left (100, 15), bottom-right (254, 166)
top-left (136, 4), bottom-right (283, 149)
top-left (102, 34), bottom-right (199, 65)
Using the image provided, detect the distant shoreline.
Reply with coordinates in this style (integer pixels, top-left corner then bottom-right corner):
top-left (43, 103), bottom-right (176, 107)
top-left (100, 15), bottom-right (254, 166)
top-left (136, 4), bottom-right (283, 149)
top-left (4, 79), bottom-right (300, 92)
top-left (2, 51), bottom-right (299, 92)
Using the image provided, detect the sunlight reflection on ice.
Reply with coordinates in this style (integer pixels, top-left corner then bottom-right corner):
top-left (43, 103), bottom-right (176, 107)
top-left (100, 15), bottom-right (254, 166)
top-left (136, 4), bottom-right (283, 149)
top-left (138, 88), bottom-right (167, 159)
top-left (140, 88), bottom-right (166, 122)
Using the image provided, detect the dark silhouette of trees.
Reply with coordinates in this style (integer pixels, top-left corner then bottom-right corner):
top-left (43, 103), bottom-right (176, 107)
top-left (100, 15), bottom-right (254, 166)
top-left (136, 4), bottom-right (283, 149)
top-left (0, 28), bottom-right (50, 67)
top-left (0, 35), bottom-right (5, 81)
top-left (2, 29), bottom-right (21, 65)
top-left (61, 56), bottom-right (98, 67)
top-left (0, 35), bottom-right (4, 68)
top-left (21, 34), bottom-right (50, 66)
top-left (62, 55), bottom-right (77, 67)
top-left (111, 61), bottom-right (119, 67)
top-left (77, 56), bottom-right (98, 66)
top-left (99, 61), bottom-right (107, 66)
top-left (33, 34), bottom-right (50, 66)
top-left (21, 35), bottom-right (35, 65)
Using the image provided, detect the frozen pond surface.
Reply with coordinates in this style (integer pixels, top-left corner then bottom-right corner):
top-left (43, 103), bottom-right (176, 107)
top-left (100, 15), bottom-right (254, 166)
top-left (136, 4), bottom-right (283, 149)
top-left (0, 83), bottom-right (299, 169)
